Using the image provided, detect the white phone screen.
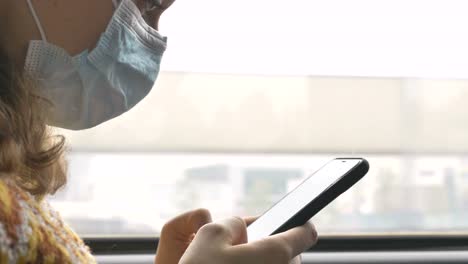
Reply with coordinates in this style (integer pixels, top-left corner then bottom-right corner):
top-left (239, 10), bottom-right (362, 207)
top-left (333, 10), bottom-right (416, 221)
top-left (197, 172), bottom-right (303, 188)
top-left (247, 159), bottom-right (361, 242)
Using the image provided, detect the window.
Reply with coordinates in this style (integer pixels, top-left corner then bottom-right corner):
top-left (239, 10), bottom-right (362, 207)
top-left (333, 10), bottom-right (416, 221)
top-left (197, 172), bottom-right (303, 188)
top-left (50, 0), bottom-right (468, 236)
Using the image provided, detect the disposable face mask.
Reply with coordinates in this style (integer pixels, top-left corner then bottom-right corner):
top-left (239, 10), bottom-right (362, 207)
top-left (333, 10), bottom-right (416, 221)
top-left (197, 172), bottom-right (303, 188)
top-left (24, 0), bottom-right (167, 130)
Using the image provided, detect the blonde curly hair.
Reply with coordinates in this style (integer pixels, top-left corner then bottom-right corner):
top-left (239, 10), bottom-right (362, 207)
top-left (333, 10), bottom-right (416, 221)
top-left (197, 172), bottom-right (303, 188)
top-left (0, 43), bottom-right (67, 197)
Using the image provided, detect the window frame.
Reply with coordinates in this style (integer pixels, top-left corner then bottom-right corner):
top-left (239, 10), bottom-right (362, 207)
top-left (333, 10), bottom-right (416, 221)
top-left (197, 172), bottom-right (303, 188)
top-left (84, 235), bottom-right (468, 255)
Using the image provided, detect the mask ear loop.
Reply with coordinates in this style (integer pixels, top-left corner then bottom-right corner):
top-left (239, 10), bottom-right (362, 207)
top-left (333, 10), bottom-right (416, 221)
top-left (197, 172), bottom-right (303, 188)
top-left (25, 0), bottom-right (48, 42)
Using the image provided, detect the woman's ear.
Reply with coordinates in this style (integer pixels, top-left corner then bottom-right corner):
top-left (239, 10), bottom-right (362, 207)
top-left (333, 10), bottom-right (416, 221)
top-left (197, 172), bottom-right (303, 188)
top-left (23, 0), bottom-right (113, 55)
top-left (0, 0), bottom-right (43, 67)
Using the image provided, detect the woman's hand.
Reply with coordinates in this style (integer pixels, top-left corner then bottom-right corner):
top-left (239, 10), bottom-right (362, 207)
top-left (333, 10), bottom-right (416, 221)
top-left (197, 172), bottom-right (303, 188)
top-left (135, 0), bottom-right (176, 30)
top-left (156, 0), bottom-right (177, 12)
top-left (134, 0), bottom-right (176, 12)
top-left (154, 208), bottom-right (213, 264)
top-left (179, 217), bottom-right (318, 264)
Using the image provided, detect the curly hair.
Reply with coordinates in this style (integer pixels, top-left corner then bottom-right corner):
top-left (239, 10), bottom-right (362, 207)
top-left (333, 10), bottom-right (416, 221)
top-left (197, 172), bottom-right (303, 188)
top-left (0, 43), bottom-right (67, 197)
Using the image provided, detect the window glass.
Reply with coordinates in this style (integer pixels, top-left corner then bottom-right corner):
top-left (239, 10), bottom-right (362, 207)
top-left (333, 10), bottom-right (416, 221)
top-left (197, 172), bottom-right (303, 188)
top-left (50, 0), bottom-right (468, 236)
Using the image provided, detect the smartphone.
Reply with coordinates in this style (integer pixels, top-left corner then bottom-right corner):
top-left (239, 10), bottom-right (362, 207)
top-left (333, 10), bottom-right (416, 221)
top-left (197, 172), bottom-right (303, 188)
top-left (247, 158), bottom-right (369, 242)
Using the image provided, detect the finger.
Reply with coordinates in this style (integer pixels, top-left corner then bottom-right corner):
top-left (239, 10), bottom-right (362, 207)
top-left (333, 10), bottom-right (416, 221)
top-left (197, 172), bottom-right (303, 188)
top-left (268, 221), bottom-right (318, 256)
top-left (196, 217), bottom-right (248, 246)
top-left (230, 222), bottom-right (317, 264)
top-left (243, 216), bottom-right (258, 226)
top-left (290, 255), bottom-right (302, 264)
top-left (161, 208), bottom-right (212, 236)
top-left (186, 208), bottom-right (213, 233)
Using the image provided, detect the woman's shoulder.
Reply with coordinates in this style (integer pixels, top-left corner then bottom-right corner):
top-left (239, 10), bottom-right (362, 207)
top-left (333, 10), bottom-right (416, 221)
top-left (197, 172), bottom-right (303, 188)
top-left (0, 177), bottom-right (26, 220)
top-left (0, 177), bottom-right (96, 263)
top-left (0, 177), bottom-right (37, 219)
top-left (0, 177), bottom-right (35, 262)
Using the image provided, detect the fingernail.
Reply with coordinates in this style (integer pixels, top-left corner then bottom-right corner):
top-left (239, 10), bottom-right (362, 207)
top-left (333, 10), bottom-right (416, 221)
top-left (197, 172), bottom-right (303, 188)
top-left (310, 223), bottom-right (318, 243)
top-left (312, 227), bottom-right (318, 242)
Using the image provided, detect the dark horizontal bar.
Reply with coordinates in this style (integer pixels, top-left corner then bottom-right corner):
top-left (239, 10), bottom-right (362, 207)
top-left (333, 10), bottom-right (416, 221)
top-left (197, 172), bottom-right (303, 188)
top-left (84, 235), bottom-right (468, 255)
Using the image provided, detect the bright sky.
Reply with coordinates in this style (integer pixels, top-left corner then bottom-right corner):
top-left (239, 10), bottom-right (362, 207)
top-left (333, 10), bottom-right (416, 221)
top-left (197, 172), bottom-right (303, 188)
top-left (160, 0), bottom-right (468, 78)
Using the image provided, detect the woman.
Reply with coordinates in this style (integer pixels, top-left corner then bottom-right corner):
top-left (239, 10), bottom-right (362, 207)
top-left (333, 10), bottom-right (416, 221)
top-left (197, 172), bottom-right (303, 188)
top-left (0, 0), bottom-right (318, 263)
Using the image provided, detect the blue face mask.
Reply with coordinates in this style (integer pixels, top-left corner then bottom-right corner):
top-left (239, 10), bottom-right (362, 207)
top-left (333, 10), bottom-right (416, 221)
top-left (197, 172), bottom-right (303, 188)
top-left (24, 0), bottom-right (167, 130)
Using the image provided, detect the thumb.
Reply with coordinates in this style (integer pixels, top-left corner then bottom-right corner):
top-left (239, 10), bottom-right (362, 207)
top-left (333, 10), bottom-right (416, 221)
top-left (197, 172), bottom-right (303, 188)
top-left (155, 209), bottom-right (213, 264)
top-left (290, 255), bottom-right (302, 264)
top-left (161, 208), bottom-right (212, 237)
top-left (195, 217), bottom-right (248, 246)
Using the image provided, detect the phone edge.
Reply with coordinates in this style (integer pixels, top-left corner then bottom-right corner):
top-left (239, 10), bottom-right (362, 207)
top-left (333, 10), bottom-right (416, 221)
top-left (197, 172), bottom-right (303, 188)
top-left (273, 158), bottom-right (370, 235)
